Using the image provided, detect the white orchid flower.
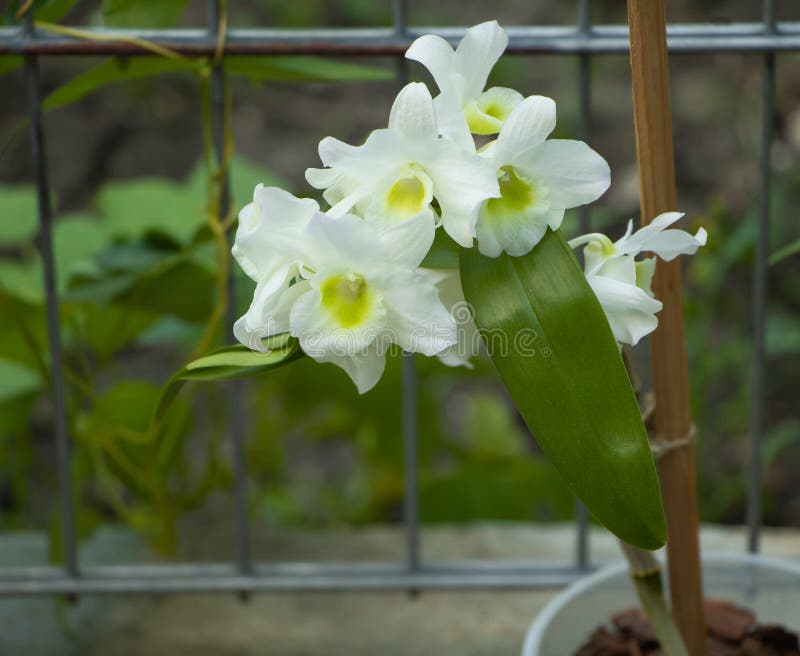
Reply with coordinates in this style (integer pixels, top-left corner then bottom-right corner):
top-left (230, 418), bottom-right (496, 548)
top-left (569, 212), bottom-right (708, 345)
top-left (419, 268), bottom-right (480, 368)
top-left (475, 95), bottom-right (611, 258)
top-left (232, 185), bottom-right (320, 343)
top-left (406, 20), bottom-right (520, 145)
top-left (305, 82), bottom-right (500, 247)
top-left (234, 206), bottom-right (456, 394)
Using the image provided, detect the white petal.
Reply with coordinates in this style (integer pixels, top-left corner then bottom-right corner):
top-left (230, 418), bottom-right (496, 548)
top-left (376, 268), bottom-right (457, 356)
top-left (370, 209), bottom-right (436, 269)
top-left (433, 91), bottom-right (475, 149)
top-left (620, 212), bottom-right (707, 261)
top-left (425, 140), bottom-right (500, 247)
top-left (596, 253), bottom-right (637, 285)
top-left (588, 275), bottom-right (663, 346)
top-left (232, 185), bottom-right (318, 281)
top-left (454, 21), bottom-right (509, 101)
top-left (405, 34), bottom-right (456, 94)
top-left (300, 212), bottom-right (386, 274)
top-left (493, 95), bottom-right (556, 159)
top-left (515, 139), bottom-right (610, 209)
top-left (476, 200), bottom-right (549, 258)
top-left (317, 346), bottom-right (387, 395)
top-left (635, 256), bottom-right (657, 296)
top-left (234, 277), bottom-right (309, 352)
top-left (388, 82), bottom-right (438, 141)
top-left (419, 268), bottom-right (480, 368)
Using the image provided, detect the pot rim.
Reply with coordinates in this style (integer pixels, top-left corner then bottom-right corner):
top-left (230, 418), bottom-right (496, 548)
top-left (522, 551), bottom-right (800, 656)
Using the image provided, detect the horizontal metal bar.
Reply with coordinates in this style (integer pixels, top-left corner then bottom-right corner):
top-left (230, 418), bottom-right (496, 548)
top-left (0, 560), bottom-right (592, 595)
top-left (0, 23), bottom-right (799, 57)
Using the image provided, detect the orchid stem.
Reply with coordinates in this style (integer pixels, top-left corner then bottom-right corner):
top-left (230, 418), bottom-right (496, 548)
top-left (618, 541), bottom-right (689, 656)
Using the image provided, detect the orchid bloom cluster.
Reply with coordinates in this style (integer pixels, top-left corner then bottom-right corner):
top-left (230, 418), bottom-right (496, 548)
top-left (232, 21), bottom-right (707, 393)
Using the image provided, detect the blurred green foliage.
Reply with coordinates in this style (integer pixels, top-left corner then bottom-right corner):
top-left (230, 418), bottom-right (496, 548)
top-left (1, 0), bottom-right (798, 558)
top-left (0, 152), bottom-right (576, 553)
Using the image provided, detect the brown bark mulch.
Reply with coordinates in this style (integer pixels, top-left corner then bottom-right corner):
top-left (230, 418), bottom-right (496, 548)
top-left (576, 599), bottom-right (800, 656)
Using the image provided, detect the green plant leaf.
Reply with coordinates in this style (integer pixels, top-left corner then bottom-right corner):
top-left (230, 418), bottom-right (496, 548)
top-left (153, 336), bottom-right (304, 423)
top-left (43, 57), bottom-right (200, 114)
top-left (420, 227), bottom-right (459, 269)
top-left (0, 185), bottom-right (38, 246)
top-left (226, 56), bottom-right (392, 83)
top-left (2, 0), bottom-right (78, 25)
top-left (0, 57), bottom-right (22, 79)
top-left (102, 0), bottom-right (188, 27)
top-left (770, 238), bottom-right (800, 265)
top-left (97, 178), bottom-right (205, 245)
top-left (0, 358), bottom-right (40, 402)
top-left (460, 228), bottom-right (666, 550)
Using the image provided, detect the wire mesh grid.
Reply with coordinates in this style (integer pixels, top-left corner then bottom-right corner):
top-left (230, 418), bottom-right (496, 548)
top-left (0, 0), bottom-right (793, 596)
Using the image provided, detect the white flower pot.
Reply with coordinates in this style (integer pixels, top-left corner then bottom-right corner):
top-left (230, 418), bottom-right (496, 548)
top-left (523, 552), bottom-right (800, 656)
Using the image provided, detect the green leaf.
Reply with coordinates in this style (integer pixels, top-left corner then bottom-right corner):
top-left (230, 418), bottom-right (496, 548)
top-left (44, 57), bottom-right (199, 113)
top-left (770, 238), bottom-right (800, 265)
top-left (185, 154), bottom-right (291, 210)
top-left (420, 227), bottom-right (460, 269)
top-left (153, 336), bottom-right (304, 423)
top-left (102, 0), bottom-right (188, 27)
top-left (0, 358), bottom-right (40, 402)
top-left (97, 178), bottom-right (205, 245)
top-left (2, 0), bottom-right (78, 25)
top-left (0, 185), bottom-right (38, 246)
top-left (226, 56), bottom-right (392, 83)
top-left (0, 57), bottom-right (22, 79)
top-left (460, 229), bottom-right (666, 550)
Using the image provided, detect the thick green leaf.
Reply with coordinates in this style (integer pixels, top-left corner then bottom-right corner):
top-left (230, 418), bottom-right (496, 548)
top-left (460, 228), bottom-right (666, 550)
top-left (153, 336), bottom-right (304, 423)
top-left (226, 56), bottom-right (392, 83)
top-left (420, 227), bottom-right (460, 269)
top-left (102, 0), bottom-right (188, 27)
top-left (44, 57), bottom-right (199, 114)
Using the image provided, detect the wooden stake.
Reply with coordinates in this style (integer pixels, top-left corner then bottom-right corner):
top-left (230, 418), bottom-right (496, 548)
top-left (626, 2), bottom-right (708, 654)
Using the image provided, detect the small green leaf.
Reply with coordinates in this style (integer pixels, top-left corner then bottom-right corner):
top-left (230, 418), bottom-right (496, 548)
top-left (102, 0), bottom-right (188, 27)
top-left (153, 337), bottom-right (304, 423)
top-left (460, 229), bottom-right (666, 550)
top-left (770, 238), bottom-right (800, 265)
top-left (226, 56), bottom-right (392, 83)
top-left (43, 57), bottom-right (200, 114)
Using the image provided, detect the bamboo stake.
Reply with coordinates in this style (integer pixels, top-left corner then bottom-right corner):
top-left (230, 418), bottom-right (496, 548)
top-left (626, 2), bottom-right (708, 654)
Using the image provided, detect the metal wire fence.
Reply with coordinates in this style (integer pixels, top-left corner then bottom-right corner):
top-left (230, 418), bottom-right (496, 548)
top-left (0, 0), bottom-right (795, 597)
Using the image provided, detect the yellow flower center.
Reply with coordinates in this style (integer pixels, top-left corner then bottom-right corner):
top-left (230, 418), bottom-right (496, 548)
top-left (485, 165), bottom-right (537, 217)
top-left (320, 273), bottom-right (372, 328)
top-left (386, 175), bottom-right (427, 216)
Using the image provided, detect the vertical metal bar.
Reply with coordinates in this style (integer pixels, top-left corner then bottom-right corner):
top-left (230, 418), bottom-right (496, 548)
top-left (747, 0), bottom-right (776, 555)
top-left (22, 13), bottom-right (78, 584)
top-left (394, 0), bottom-right (420, 590)
top-left (207, 0), bottom-right (252, 585)
top-left (402, 353), bottom-right (420, 575)
top-left (575, 0), bottom-right (592, 570)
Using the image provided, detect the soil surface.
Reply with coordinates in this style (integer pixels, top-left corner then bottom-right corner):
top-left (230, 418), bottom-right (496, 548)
top-left (577, 599), bottom-right (800, 655)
